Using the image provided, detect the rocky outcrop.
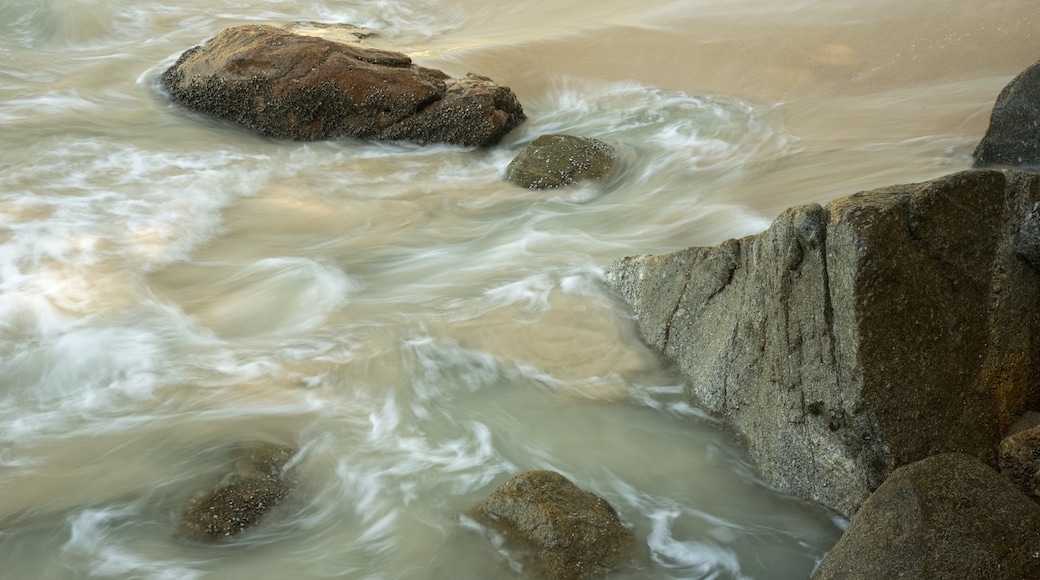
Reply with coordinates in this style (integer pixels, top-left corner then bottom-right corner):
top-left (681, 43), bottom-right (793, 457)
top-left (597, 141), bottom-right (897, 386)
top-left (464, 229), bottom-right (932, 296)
top-left (178, 442), bottom-right (296, 542)
top-left (998, 421), bottom-right (1040, 500)
top-left (604, 169), bottom-right (1040, 517)
top-left (505, 135), bottom-right (620, 189)
top-left (811, 453), bottom-right (1040, 579)
top-left (159, 24), bottom-right (525, 146)
top-left (974, 58), bottom-right (1040, 168)
top-left (469, 470), bottom-right (635, 580)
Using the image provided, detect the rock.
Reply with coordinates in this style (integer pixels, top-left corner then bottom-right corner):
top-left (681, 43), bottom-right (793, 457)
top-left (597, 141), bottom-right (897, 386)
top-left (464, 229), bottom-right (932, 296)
top-left (999, 423), bottom-right (1040, 499)
top-left (1017, 201), bottom-right (1040, 270)
top-left (159, 24), bottom-right (525, 146)
top-left (604, 169), bottom-right (1040, 517)
top-left (812, 453), bottom-right (1040, 580)
top-left (178, 442), bottom-right (296, 542)
top-left (974, 59), bottom-right (1040, 168)
top-left (469, 470), bottom-right (635, 580)
top-left (505, 135), bottom-right (619, 190)
top-left (1008, 411), bottom-right (1040, 435)
top-left (234, 441), bottom-right (296, 477)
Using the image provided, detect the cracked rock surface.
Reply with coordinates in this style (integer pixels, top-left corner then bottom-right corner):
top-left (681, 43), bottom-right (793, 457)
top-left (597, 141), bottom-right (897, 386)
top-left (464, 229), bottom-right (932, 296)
top-left (159, 24), bottom-right (525, 146)
top-left (605, 169), bottom-right (1040, 517)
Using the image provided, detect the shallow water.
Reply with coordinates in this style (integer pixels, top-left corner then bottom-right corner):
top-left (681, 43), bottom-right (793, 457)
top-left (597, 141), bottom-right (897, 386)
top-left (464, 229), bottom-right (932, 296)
top-left (1, 1), bottom-right (1038, 578)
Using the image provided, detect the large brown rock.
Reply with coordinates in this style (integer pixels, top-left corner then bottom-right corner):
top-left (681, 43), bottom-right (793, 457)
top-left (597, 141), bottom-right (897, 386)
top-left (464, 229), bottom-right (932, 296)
top-left (159, 24), bottom-right (525, 146)
top-left (605, 169), bottom-right (1040, 517)
top-left (812, 453), bottom-right (1040, 580)
top-left (469, 470), bottom-right (635, 580)
top-left (974, 58), bottom-right (1040, 168)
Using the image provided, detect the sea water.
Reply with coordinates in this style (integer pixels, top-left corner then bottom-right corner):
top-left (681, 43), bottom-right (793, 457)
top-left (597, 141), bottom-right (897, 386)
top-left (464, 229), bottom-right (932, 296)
top-left (1, 0), bottom-right (1038, 578)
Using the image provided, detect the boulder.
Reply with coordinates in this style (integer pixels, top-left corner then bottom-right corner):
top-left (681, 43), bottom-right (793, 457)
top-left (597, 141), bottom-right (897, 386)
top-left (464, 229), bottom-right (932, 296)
top-left (812, 453), bottom-right (1040, 580)
top-left (159, 24), bottom-right (525, 146)
top-left (505, 135), bottom-right (619, 190)
top-left (604, 169), bottom-right (1040, 517)
top-left (999, 422), bottom-right (1040, 499)
top-left (178, 442), bottom-right (296, 542)
top-left (974, 59), bottom-right (1040, 168)
top-left (469, 470), bottom-right (635, 580)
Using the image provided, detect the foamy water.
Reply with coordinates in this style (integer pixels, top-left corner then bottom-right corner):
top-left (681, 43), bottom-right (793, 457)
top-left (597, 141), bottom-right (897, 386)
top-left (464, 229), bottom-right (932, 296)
top-left (2, 0), bottom-right (1037, 578)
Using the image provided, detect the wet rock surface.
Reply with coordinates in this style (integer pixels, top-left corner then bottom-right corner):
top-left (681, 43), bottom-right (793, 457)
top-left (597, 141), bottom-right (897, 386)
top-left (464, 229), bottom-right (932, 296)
top-left (178, 442), bottom-right (296, 543)
top-left (505, 135), bottom-right (620, 190)
top-left (159, 24), bottom-right (525, 146)
top-left (812, 453), bottom-right (1040, 580)
top-left (999, 422), bottom-right (1040, 500)
top-left (605, 169), bottom-right (1040, 517)
top-left (469, 470), bottom-right (635, 580)
top-left (974, 58), bottom-right (1040, 168)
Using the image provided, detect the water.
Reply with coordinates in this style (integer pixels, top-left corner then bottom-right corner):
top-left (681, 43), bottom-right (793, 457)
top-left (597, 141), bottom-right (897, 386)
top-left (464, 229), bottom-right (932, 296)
top-left (1, 0), bottom-right (1037, 578)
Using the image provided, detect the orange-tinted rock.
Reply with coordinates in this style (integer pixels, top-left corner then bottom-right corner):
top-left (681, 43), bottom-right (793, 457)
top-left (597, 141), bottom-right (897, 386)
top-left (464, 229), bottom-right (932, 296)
top-left (160, 24), bottom-right (524, 146)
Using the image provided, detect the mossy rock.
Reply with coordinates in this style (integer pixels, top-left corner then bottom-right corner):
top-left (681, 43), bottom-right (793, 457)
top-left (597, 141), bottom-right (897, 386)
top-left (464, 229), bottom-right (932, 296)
top-left (505, 135), bottom-right (619, 190)
top-left (469, 470), bottom-right (635, 580)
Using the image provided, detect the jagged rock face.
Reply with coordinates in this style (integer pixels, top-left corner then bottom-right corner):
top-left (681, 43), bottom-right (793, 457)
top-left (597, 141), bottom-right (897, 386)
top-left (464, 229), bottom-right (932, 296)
top-left (974, 58), bottom-right (1040, 168)
top-left (505, 135), bottom-right (620, 190)
top-left (159, 24), bottom-right (525, 146)
top-left (178, 442), bottom-right (296, 542)
top-left (812, 454), bottom-right (1040, 580)
top-left (469, 470), bottom-right (635, 580)
top-left (605, 169), bottom-right (1040, 517)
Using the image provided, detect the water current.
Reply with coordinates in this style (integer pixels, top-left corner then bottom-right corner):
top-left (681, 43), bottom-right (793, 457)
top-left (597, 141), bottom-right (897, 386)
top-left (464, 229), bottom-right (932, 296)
top-left (1, 1), bottom-right (1039, 578)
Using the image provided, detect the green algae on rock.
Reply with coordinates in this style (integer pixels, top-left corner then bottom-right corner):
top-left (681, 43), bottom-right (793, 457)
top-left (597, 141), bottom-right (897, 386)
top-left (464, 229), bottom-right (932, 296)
top-left (469, 470), bottom-right (635, 580)
top-left (505, 135), bottom-right (620, 190)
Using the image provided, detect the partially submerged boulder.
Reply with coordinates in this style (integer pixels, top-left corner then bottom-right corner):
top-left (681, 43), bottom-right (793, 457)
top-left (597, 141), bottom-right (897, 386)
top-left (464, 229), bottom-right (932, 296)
top-left (812, 453), bottom-right (1040, 580)
top-left (178, 442), bottom-right (297, 542)
top-left (998, 422), bottom-right (1040, 500)
top-left (469, 470), bottom-right (635, 580)
top-left (974, 58), bottom-right (1040, 168)
top-left (505, 135), bottom-right (620, 190)
top-left (160, 24), bottom-right (525, 146)
top-left (605, 169), bottom-right (1040, 517)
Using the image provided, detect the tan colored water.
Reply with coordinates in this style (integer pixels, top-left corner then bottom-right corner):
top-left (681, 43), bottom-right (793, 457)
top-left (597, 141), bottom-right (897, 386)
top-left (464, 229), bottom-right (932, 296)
top-left (1, 0), bottom-right (1037, 578)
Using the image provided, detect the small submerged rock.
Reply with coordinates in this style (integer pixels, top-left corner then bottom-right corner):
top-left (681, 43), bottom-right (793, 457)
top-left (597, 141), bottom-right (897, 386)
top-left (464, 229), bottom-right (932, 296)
top-left (505, 135), bottom-right (620, 190)
top-left (178, 442), bottom-right (297, 543)
top-left (159, 24), bottom-right (525, 146)
top-left (468, 470), bottom-right (635, 580)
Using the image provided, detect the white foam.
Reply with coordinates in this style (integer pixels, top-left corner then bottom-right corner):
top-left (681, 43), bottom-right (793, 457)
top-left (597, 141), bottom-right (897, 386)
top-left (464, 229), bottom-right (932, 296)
top-left (182, 257), bottom-right (359, 338)
top-left (483, 273), bottom-right (554, 313)
top-left (62, 504), bottom-right (204, 580)
top-left (515, 76), bottom-right (801, 177)
top-left (648, 509), bottom-right (751, 578)
top-left (1, 138), bottom-right (268, 271)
